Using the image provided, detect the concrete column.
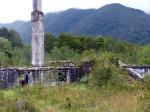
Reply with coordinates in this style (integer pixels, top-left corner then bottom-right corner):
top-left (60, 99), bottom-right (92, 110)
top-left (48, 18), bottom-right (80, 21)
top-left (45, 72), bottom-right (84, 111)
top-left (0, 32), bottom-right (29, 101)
top-left (28, 72), bottom-right (33, 86)
top-left (66, 70), bottom-right (71, 83)
top-left (40, 71), bottom-right (45, 82)
top-left (15, 71), bottom-right (19, 87)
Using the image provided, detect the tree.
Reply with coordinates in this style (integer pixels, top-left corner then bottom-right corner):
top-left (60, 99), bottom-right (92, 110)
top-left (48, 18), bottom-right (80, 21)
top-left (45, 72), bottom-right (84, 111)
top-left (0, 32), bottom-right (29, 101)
top-left (8, 29), bottom-right (23, 47)
top-left (50, 46), bottom-right (79, 61)
top-left (0, 27), bottom-right (9, 37)
top-left (44, 32), bottom-right (55, 52)
top-left (0, 38), bottom-right (12, 54)
top-left (0, 28), bottom-right (23, 47)
top-left (0, 38), bottom-right (12, 66)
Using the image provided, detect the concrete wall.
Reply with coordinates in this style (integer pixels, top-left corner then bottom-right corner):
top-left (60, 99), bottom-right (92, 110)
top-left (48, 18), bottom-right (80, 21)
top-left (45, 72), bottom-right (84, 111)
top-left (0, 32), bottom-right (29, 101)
top-left (0, 69), bottom-right (19, 88)
top-left (0, 61), bottom-right (93, 88)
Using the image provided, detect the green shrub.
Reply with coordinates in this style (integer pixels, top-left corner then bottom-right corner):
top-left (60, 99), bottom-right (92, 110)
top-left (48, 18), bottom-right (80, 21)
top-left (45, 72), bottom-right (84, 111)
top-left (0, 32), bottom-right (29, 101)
top-left (91, 52), bottom-right (126, 88)
top-left (79, 74), bottom-right (92, 85)
top-left (49, 46), bottom-right (79, 61)
top-left (92, 62), bottom-right (113, 87)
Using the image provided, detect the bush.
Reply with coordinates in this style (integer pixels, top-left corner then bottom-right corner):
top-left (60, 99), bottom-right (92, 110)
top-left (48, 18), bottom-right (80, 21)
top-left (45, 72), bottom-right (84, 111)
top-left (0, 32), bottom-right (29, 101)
top-left (79, 75), bottom-right (92, 85)
top-left (48, 46), bottom-right (80, 62)
top-left (92, 62), bottom-right (113, 87)
top-left (91, 52), bottom-right (126, 88)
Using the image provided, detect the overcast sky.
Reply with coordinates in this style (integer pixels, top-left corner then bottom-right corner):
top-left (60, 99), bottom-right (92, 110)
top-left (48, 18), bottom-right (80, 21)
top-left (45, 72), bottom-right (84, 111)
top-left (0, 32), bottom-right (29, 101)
top-left (0, 0), bottom-right (150, 23)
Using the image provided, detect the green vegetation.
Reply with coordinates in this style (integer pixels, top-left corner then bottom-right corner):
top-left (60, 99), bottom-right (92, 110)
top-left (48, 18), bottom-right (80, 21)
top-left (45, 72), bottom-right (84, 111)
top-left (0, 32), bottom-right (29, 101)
top-left (0, 82), bottom-right (150, 112)
top-left (44, 33), bottom-right (150, 65)
top-left (0, 28), bottom-right (150, 111)
top-left (0, 27), bottom-right (22, 47)
top-left (0, 28), bottom-right (29, 66)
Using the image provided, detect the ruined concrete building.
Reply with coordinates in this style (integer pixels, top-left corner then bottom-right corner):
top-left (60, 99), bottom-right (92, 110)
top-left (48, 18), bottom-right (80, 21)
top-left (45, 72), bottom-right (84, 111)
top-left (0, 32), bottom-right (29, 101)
top-left (0, 0), bottom-right (93, 88)
top-left (0, 61), bottom-right (93, 88)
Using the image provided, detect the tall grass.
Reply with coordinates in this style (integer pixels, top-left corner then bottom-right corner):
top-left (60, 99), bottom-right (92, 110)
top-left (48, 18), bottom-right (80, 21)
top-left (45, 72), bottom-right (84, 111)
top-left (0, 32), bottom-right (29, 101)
top-left (0, 83), bottom-right (148, 112)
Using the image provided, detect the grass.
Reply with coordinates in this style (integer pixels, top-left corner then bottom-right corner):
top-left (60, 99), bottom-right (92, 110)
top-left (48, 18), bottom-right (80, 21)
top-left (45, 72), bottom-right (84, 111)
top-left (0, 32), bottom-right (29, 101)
top-left (0, 83), bottom-right (149, 112)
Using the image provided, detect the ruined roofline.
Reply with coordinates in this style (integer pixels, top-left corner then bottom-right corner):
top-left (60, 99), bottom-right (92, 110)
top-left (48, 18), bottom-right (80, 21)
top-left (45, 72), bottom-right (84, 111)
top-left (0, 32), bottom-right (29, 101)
top-left (120, 64), bottom-right (150, 69)
top-left (122, 65), bottom-right (150, 69)
top-left (118, 60), bottom-right (150, 69)
top-left (48, 60), bottom-right (76, 67)
top-left (0, 66), bottom-right (78, 71)
top-left (49, 60), bottom-right (75, 63)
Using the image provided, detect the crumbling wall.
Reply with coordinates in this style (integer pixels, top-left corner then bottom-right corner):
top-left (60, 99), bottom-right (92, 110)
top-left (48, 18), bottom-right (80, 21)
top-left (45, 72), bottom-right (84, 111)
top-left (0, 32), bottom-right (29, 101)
top-left (0, 61), bottom-right (93, 89)
top-left (0, 69), bottom-right (19, 88)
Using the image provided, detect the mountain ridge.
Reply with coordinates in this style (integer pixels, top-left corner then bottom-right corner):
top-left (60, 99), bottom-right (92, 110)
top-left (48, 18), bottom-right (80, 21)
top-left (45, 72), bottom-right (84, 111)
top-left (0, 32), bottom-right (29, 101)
top-left (0, 3), bottom-right (150, 44)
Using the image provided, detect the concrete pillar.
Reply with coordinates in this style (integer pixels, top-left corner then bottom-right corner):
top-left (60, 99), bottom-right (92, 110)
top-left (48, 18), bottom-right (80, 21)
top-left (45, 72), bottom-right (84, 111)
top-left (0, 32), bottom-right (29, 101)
top-left (66, 70), bottom-right (71, 83)
top-left (28, 72), bottom-right (33, 86)
top-left (39, 71), bottom-right (45, 83)
top-left (31, 0), bottom-right (44, 67)
top-left (15, 70), bottom-right (19, 87)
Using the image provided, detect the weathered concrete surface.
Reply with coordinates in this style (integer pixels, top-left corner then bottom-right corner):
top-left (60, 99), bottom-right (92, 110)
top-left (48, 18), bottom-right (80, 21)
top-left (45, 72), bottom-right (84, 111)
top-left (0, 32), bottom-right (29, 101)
top-left (0, 61), bottom-right (93, 88)
top-left (31, 0), bottom-right (44, 67)
top-left (0, 69), bottom-right (19, 88)
top-left (118, 60), bottom-right (150, 79)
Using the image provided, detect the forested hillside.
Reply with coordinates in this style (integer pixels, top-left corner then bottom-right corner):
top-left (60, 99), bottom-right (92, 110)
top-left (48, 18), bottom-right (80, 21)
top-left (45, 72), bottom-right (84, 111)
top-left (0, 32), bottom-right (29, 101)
top-left (0, 3), bottom-right (150, 44)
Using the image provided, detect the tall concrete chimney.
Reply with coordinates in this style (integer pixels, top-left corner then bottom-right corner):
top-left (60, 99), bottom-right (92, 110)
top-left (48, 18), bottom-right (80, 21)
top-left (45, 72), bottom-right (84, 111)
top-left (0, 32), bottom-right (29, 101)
top-left (31, 0), bottom-right (44, 67)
